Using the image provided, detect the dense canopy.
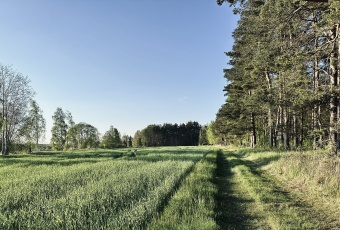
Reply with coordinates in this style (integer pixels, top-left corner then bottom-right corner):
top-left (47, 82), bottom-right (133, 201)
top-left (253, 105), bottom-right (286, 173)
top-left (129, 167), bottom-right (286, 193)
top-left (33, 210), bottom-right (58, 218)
top-left (215, 0), bottom-right (340, 153)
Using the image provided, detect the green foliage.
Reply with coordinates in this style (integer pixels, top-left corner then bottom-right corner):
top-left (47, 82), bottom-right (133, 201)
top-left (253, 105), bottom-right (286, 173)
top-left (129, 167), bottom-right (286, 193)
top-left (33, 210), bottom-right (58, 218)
top-left (207, 121), bottom-right (218, 145)
top-left (216, 0), bottom-right (340, 151)
top-left (121, 135), bottom-right (132, 147)
top-left (50, 107), bottom-right (68, 150)
top-left (199, 125), bottom-right (209, 145)
top-left (100, 126), bottom-right (122, 148)
top-left (67, 122), bottom-right (99, 149)
top-left (132, 130), bottom-right (142, 147)
top-left (22, 100), bottom-right (46, 151)
top-left (0, 64), bottom-right (35, 155)
top-left (139, 122), bottom-right (201, 147)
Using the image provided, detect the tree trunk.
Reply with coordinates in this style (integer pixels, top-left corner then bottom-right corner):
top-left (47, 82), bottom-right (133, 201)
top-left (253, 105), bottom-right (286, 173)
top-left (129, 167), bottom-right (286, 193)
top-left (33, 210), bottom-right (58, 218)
top-left (283, 108), bottom-right (290, 150)
top-left (251, 112), bottom-right (256, 148)
top-left (329, 25), bottom-right (339, 155)
top-left (300, 110), bottom-right (304, 147)
top-left (265, 71), bottom-right (274, 148)
top-left (293, 114), bottom-right (298, 148)
top-left (312, 14), bottom-right (320, 149)
top-left (268, 108), bottom-right (274, 148)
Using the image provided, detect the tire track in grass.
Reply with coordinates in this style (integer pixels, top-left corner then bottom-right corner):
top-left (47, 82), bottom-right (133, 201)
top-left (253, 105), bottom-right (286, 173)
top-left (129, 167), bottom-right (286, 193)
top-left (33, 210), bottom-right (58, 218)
top-left (215, 150), bottom-right (271, 230)
top-left (147, 150), bottom-right (218, 230)
top-left (228, 150), bottom-right (334, 230)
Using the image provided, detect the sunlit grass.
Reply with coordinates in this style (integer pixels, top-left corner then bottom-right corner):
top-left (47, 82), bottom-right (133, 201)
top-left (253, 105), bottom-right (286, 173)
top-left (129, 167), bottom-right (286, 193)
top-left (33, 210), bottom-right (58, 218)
top-left (148, 150), bottom-right (218, 230)
top-left (266, 151), bottom-right (340, 224)
top-left (224, 150), bottom-right (327, 229)
top-left (0, 147), bottom-right (210, 229)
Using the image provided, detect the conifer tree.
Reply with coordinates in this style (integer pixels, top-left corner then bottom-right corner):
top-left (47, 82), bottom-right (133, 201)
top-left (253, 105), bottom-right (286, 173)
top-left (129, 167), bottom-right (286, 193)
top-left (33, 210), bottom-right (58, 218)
top-left (216, 0), bottom-right (339, 153)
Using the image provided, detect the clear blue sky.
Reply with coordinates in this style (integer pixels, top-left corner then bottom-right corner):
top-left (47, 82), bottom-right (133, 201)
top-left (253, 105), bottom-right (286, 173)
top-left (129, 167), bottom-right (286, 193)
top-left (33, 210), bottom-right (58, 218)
top-left (0, 1), bottom-right (238, 142)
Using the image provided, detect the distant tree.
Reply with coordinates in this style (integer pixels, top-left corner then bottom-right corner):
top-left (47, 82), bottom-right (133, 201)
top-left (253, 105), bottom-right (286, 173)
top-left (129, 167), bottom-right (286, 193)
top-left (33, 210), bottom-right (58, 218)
top-left (140, 125), bottom-right (163, 147)
top-left (138, 122), bottom-right (202, 147)
top-left (206, 121), bottom-right (218, 145)
top-left (22, 100), bottom-right (46, 151)
top-left (65, 110), bottom-right (75, 128)
top-left (65, 111), bottom-right (76, 148)
top-left (67, 122), bottom-right (99, 149)
top-left (122, 135), bottom-right (127, 147)
top-left (121, 135), bottom-right (133, 147)
top-left (101, 126), bottom-right (122, 148)
top-left (50, 107), bottom-right (68, 150)
top-left (185, 121), bottom-right (201, 146)
top-left (127, 136), bottom-right (132, 147)
top-left (199, 125), bottom-right (208, 145)
top-left (0, 64), bottom-right (34, 155)
top-left (132, 130), bottom-right (142, 147)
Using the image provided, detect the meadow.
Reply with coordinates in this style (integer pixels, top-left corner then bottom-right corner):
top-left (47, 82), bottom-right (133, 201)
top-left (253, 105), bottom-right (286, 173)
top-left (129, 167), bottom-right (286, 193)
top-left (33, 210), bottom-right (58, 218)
top-left (0, 147), bottom-right (212, 229)
top-left (0, 146), bottom-right (339, 229)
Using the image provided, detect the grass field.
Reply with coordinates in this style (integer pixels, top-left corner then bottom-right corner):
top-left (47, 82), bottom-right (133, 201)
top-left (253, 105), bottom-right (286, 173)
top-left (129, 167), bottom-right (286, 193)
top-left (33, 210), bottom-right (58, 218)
top-left (0, 146), bottom-right (339, 229)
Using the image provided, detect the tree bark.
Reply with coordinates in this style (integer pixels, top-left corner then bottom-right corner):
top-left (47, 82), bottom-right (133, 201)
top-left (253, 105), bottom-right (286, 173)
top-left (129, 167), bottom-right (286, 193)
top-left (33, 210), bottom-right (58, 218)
top-left (251, 111), bottom-right (256, 148)
top-left (283, 108), bottom-right (290, 150)
top-left (265, 70), bottom-right (274, 148)
top-left (329, 25), bottom-right (339, 154)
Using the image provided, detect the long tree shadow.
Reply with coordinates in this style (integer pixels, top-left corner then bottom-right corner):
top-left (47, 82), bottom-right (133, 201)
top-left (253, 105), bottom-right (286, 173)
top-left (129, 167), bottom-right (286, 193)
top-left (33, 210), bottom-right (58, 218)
top-left (225, 150), bottom-right (338, 229)
top-left (229, 151), bottom-right (282, 169)
top-left (214, 150), bottom-right (254, 229)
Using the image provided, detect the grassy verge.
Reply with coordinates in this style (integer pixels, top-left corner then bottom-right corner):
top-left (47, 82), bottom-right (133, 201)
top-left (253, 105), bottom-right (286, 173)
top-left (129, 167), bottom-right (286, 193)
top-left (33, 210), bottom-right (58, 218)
top-left (224, 150), bottom-right (331, 229)
top-left (264, 152), bottom-right (340, 227)
top-left (148, 150), bottom-right (218, 230)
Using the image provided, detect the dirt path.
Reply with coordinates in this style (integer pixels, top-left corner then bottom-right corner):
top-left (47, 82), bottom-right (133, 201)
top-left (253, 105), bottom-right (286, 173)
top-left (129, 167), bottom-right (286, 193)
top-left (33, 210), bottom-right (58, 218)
top-left (215, 150), bottom-right (339, 230)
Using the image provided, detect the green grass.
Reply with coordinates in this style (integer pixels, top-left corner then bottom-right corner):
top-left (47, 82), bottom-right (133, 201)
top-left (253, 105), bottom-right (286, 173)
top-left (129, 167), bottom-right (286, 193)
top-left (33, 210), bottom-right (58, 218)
top-left (1, 146), bottom-right (338, 229)
top-left (0, 147), bottom-right (211, 229)
top-left (265, 151), bottom-right (340, 227)
top-left (215, 150), bottom-right (271, 230)
top-left (222, 147), bottom-right (340, 229)
top-left (148, 150), bottom-right (218, 230)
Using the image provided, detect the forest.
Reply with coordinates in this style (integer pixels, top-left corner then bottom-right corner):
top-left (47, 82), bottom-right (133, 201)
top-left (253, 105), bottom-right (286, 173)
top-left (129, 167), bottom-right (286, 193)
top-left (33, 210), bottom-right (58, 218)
top-left (214, 0), bottom-right (340, 153)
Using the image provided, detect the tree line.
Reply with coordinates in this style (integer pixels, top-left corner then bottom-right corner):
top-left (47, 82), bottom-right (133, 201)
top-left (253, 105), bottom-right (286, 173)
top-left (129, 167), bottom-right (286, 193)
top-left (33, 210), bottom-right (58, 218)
top-left (215, 0), bottom-right (340, 153)
top-left (50, 107), bottom-right (130, 150)
top-left (133, 121), bottom-right (202, 147)
top-left (51, 110), bottom-right (205, 149)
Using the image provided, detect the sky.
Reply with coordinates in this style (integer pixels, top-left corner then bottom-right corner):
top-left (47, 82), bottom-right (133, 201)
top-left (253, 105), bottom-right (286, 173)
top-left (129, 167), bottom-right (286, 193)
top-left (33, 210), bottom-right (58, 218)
top-left (0, 0), bottom-right (238, 143)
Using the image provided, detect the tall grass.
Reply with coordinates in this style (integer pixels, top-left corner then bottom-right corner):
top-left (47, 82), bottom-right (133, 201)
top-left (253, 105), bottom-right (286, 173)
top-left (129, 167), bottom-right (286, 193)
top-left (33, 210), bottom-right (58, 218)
top-left (231, 147), bottom-right (340, 228)
top-left (148, 151), bottom-right (218, 230)
top-left (224, 151), bottom-right (325, 229)
top-left (0, 147), bottom-right (209, 229)
top-left (267, 152), bottom-right (340, 219)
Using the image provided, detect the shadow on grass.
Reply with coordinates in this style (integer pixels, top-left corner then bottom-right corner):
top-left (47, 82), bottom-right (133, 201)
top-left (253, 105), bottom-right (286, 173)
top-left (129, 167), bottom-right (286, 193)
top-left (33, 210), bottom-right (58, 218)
top-left (0, 148), bottom-right (207, 167)
top-left (224, 150), bottom-right (335, 229)
top-left (214, 150), bottom-right (255, 229)
top-left (229, 151), bottom-right (282, 169)
top-left (0, 150), bottom-right (123, 167)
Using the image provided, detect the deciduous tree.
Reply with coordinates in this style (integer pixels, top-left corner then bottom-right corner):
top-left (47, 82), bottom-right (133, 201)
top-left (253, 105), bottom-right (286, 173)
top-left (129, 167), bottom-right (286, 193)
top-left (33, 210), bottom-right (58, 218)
top-left (0, 64), bottom-right (34, 155)
top-left (51, 107), bottom-right (67, 150)
top-left (22, 100), bottom-right (46, 151)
